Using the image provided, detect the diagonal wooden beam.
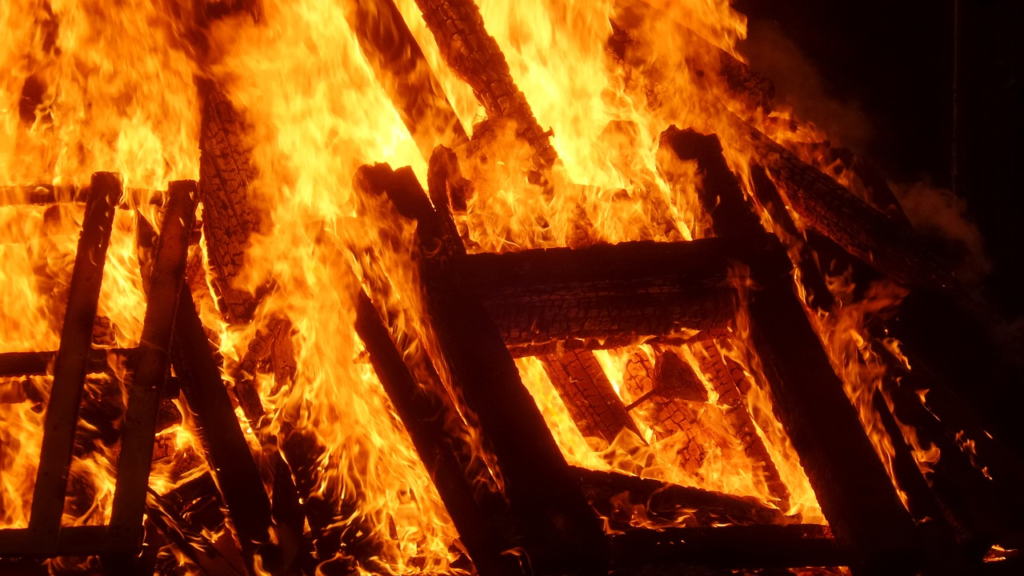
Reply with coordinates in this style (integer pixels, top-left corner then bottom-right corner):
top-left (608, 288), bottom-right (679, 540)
top-left (28, 172), bottom-right (121, 549)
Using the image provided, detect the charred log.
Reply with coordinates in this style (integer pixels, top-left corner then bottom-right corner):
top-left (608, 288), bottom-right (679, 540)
top-left (412, 0), bottom-right (556, 170)
top-left (109, 181), bottom-right (196, 546)
top-left (198, 82), bottom-right (264, 323)
top-left (749, 164), bottom-right (835, 311)
top-left (452, 235), bottom-right (791, 355)
top-left (575, 467), bottom-right (785, 529)
top-left (728, 117), bottom-right (951, 288)
top-left (354, 289), bottom-right (518, 575)
top-left (349, 0), bottom-right (468, 159)
top-left (170, 287), bottom-right (272, 546)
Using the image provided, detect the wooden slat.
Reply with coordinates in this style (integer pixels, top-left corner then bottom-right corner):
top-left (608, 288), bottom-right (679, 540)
top-left (171, 287), bottom-right (272, 545)
top-left (28, 172), bottom-right (121, 547)
top-left (108, 181), bottom-right (197, 546)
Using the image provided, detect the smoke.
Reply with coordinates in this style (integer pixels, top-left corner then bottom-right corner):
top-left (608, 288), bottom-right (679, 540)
top-left (894, 181), bottom-right (991, 287)
top-left (738, 21), bottom-right (873, 152)
top-left (738, 18), bottom-right (992, 291)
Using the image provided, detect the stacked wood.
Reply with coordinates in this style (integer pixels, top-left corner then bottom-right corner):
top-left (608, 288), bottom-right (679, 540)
top-left (660, 127), bottom-right (920, 571)
top-left (29, 173), bottom-right (121, 548)
top-left (348, 0), bottom-right (468, 159)
top-left (412, 0), bottom-right (556, 170)
top-left (355, 162), bottom-right (608, 575)
top-left (575, 467), bottom-right (786, 529)
top-left (452, 235), bottom-right (792, 357)
top-left (540, 349), bottom-right (641, 444)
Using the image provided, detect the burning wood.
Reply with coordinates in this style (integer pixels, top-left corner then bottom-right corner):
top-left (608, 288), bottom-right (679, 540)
top-left (2, 0), bottom-right (1022, 574)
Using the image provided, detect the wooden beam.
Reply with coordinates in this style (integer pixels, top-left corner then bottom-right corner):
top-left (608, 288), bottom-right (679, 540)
top-left (452, 235), bottom-right (790, 355)
top-left (171, 286), bottom-right (272, 545)
top-left (29, 172), bottom-right (121, 548)
top-left (348, 0), bottom-right (468, 159)
top-left (354, 162), bottom-right (608, 575)
top-left (412, 0), bottom-right (556, 170)
top-left (108, 181), bottom-right (197, 548)
top-left (660, 127), bottom-right (920, 572)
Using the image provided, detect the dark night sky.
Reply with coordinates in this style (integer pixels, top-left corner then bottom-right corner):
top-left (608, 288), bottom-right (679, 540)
top-left (734, 0), bottom-right (1024, 324)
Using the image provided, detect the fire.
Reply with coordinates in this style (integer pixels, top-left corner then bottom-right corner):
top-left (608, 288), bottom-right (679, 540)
top-left (1, 0), bottom-right (988, 572)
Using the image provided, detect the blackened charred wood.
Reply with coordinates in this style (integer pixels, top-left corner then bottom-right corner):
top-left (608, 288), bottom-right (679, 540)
top-left (610, 525), bottom-right (849, 572)
top-left (348, 0), bottom-right (468, 159)
top-left (198, 82), bottom-right (263, 323)
top-left (0, 348), bottom-right (133, 378)
top-left (29, 172), bottom-right (120, 546)
top-left (872, 391), bottom-right (969, 574)
top-left (750, 164), bottom-right (835, 311)
top-left (652, 348), bottom-right (708, 402)
top-left (540, 349), bottom-right (641, 444)
top-left (427, 145), bottom-right (470, 254)
top-left (575, 467), bottom-right (785, 529)
top-left (452, 236), bottom-right (791, 353)
top-left (357, 162), bottom-right (607, 575)
top-left (413, 0), bottom-right (556, 170)
top-left (354, 289), bottom-right (517, 576)
top-left (730, 118), bottom-right (951, 287)
top-left (661, 128), bottom-right (919, 570)
top-left (109, 181), bottom-right (197, 546)
top-left (171, 287), bottom-right (272, 545)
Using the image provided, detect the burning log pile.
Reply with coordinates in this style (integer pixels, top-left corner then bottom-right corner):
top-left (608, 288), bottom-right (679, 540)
top-left (1, 0), bottom-right (1023, 575)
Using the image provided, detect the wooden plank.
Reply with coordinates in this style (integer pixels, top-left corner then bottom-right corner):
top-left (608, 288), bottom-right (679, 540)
top-left (28, 172), bottom-right (121, 547)
top-left (348, 0), bottom-right (468, 159)
top-left (108, 181), bottom-right (197, 546)
top-left (171, 286), bottom-right (272, 545)
top-left (354, 289), bottom-right (517, 575)
top-left (540, 350), bottom-right (641, 444)
top-left (412, 0), bottom-right (556, 170)
top-left (575, 467), bottom-right (785, 529)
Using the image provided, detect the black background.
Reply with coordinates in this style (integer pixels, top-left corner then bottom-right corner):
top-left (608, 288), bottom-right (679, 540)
top-left (734, 0), bottom-right (1023, 324)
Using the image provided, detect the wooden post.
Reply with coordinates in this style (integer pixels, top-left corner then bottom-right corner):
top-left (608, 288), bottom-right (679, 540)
top-left (29, 172), bottom-right (121, 548)
top-left (107, 182), bottom-right (197, 547)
